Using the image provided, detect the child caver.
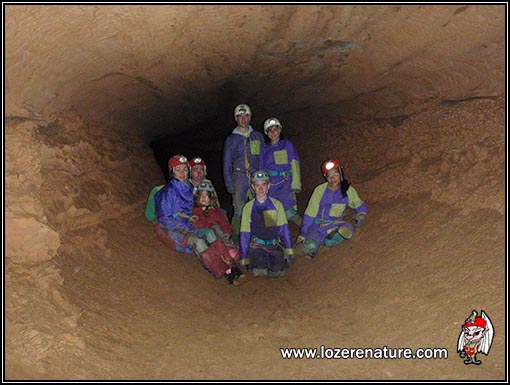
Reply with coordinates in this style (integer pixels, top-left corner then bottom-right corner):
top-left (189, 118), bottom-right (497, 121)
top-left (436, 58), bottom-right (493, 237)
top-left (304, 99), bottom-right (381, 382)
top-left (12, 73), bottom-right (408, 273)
top-left (191, 181), bottom-right (244, 285)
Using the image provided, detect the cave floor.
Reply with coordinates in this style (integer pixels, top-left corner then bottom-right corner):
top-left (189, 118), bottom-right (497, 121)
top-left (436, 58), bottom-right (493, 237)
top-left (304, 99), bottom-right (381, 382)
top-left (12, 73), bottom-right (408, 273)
top-left (20, 193), bottom-right (505, 380)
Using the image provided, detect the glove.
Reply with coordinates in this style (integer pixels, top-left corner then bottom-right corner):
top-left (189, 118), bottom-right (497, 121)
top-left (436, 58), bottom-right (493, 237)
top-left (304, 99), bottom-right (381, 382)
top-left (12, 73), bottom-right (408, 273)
top-left (223, 233), bottom-right (232, 243)
top-left (186, 235), bottom-right (208, 254)
top-left (353, 215), bottom-right (366, 228)
top-left (197, 228), bottom-right (217, 244)
top-left (227, 185), bottom-right (235, 195)
top-left (212, 224), bottom-right (224, 238)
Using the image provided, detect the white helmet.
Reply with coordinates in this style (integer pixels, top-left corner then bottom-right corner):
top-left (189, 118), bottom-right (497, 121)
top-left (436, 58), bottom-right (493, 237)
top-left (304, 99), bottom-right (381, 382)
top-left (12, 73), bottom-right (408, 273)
top-left (234, 104), bottom-right (251, 118)
top-left (251, 170), bottom-right (270, 183)
top-left (196, 180), bottom-right (215, 193)
top-left (263, 117), bottom-right (282, 135)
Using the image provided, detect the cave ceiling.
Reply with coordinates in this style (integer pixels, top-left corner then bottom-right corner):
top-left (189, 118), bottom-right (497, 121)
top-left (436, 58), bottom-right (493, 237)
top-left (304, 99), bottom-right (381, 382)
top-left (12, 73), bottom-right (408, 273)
top-left (4, 4), bottom-right (505, 140)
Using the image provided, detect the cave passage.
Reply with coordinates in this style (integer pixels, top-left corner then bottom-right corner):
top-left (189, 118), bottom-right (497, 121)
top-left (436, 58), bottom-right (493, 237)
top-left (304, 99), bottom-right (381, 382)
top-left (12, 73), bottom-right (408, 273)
top-left (150, 116), bottom-right (240, 221)
top-left (4, 4), bottom-right (506, 380)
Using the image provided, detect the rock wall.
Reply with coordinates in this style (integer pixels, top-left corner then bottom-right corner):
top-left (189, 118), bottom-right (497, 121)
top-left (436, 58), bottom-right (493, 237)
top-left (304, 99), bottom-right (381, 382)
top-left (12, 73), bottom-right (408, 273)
top-left (289, 97), bottom-right (506, 216)
top-left (5, 110), bottom-right (162, 377)
top-left (5, 5), bottom-right (504, 138)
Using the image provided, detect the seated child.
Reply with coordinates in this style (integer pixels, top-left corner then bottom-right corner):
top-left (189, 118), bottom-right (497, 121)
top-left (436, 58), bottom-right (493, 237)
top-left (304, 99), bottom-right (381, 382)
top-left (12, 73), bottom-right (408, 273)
top-left (191, 181), bottom-right (244, 285)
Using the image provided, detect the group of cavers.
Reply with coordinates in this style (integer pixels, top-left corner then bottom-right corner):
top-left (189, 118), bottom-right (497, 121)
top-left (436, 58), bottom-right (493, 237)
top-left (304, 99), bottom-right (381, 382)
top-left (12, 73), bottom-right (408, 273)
top-left (145, 104), bottom-right (368, 286)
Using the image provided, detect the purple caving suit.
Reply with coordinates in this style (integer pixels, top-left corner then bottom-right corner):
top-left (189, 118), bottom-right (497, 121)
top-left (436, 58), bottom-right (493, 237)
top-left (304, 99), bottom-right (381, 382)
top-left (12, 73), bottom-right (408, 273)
top-left (154, 178), bottom-right (198, 253)
top-left (300, 183), bottom-right (368, 246)
top-left (223, 127), bottom-right (265, 214)
top-left (259, 139), bottom-right (301, 212)
top-left (239, 197), bottom-right (294, 272)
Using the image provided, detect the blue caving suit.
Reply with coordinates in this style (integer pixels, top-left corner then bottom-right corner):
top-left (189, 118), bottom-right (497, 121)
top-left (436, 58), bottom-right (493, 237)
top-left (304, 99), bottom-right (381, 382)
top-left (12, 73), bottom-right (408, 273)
top-left (154, 178), bottom-right (198, 253)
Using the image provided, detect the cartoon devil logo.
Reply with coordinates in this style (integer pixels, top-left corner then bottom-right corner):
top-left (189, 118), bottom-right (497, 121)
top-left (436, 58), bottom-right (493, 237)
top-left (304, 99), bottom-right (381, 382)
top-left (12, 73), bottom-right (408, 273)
top-left (457, 310), bottom-right (494, 365)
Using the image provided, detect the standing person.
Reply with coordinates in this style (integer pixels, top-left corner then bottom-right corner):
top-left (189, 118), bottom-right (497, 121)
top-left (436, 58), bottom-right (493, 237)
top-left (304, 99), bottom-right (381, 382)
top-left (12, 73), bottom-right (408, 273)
top-left (223, 104), bottom-right (264, 245)
top-left (295, 159), bottom-right (368, 259)
top-left (154, 155), bottom-right (217, 257)
top-left (239, 170), bottom-right (294, 278)
top-left (259, 117), bottom-right (303, 226)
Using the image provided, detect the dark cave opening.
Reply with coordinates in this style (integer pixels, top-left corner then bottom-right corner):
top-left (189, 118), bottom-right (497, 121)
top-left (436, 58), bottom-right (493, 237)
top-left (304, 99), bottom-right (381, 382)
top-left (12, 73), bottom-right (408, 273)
top-left (148, 112), bottom-right (251, 219)
top-left (146, 77), bottom-right (281, 220)
top-left (147, 99), bottom-right (322, 221)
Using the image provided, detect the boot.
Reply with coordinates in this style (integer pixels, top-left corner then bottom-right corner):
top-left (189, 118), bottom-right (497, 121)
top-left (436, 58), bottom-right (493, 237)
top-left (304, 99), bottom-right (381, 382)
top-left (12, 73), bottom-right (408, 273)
top-left (285, 207), bottom-right (302, 227)
top-left (226, 272), bottom-right (236, 285)
top-left (252, 268), bottom-right (268, 277)
top-left (268, 269), bottom-right (286, 278)
top-left (225, 271), bottom-right (241, 286)
top-left (324, 231), bottom-right (344, 246)
top-left (464, 355), bottom-right (482, 365)
top-left (302, 239), bottom-right (319, 259)
top-left (232, 265), bottom-right (246, 280)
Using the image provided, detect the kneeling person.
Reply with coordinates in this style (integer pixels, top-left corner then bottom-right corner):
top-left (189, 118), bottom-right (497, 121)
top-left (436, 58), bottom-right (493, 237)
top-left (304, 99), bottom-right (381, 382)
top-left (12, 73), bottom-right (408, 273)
top-left (239, 170), bottom-right (294, 277)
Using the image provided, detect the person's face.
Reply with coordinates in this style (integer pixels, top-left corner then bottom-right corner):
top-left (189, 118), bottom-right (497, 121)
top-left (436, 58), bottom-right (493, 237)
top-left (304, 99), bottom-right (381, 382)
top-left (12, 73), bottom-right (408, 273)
top-left (326, 168), bottom-right (341, 190)
top-left (173, 164), bottom-right (189, 182)
top-left (252, 180), bottom-right (269, 199)
top-left (198, 190), bottom-right (211, 206)
top-left (190, 165), bottom-right (206, 184)
top-left (236, 113), bottom-right (251, 129)
top-left (266, 125), bottom-right (281, 143)
top-left (464, 326), bottom-right (486, 342)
